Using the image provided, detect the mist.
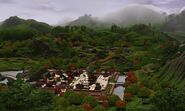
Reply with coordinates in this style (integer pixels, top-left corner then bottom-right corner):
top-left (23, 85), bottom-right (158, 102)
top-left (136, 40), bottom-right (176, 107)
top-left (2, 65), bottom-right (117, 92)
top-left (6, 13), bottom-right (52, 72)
top-left (99, 4), bottom-right (167, 26)
top-left (65, 4), bottom-right (167, 27)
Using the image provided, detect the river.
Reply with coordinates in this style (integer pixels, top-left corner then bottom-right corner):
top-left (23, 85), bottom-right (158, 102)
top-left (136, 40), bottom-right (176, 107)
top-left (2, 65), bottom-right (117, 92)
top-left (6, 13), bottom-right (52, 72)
top-left (0, 71), bottom-right (22, 84)
top-left (0, 71), bottom-right (23, 77)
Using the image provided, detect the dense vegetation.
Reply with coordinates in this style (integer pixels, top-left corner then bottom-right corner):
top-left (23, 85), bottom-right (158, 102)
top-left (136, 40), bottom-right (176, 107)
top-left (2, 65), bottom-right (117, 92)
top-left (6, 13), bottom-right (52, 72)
top-left (0, 17), bottom-right (178, 72)
top-left (0, 16), bottom-right (185, 111)
top-left (0, 80), bottom-right (122, 111)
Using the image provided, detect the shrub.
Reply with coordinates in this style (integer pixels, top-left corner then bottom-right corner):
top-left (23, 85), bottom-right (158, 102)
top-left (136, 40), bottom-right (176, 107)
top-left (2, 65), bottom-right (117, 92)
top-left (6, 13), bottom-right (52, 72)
top-left (80, 103), bottom-right (93, 111)
top-left (108, 95), bottom-right (121, 106)
top-left (102, 101), bottom-right (109, 109)
top-left (99, 95), bottom-right (108, 101)
top-left (65, 105), bottom-right (85, 111)
top-left (0, 84), bottom-right (6, 92)
top-left (93, 105), bottom-right (106, 111)
top-left (138, 87), bottom-right (151, 98)
top-left (126, 97), bottom-right (154, 111)
top-left (151, 87), bottom-right (185, 111)
top-left (125, 71), bottom-right (138, 83)
top-left (53, 97), bottom-right (69, 110)
top-left (82, 96), bottom-right (98, 108)
top-left (125, 84), bottom-right (139, 95)
top-left (124, 92), bottom-right (132, 101)
top-left (65, 92), bottom-right (85, 105)
top-left (123, 81), bottom-right (132, 87)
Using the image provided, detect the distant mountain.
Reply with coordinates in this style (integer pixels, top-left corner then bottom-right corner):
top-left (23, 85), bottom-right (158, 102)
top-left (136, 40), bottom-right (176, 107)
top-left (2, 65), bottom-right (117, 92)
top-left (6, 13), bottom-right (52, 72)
top-left (0, 16), bottom-right (51, 34)
top-left (100, 5), bottom-right (166, 26)
top-left (1, 16), bottom-right (25, 28)
top-left (68, 14), bottom-right (100, 27)
top-left (162, 11), bottom-right (185, 32)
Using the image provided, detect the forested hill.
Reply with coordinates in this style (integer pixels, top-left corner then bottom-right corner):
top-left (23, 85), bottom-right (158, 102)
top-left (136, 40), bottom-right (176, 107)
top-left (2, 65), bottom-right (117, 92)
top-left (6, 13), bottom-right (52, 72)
top-left (0, 17), bottom-right (178, 74)
top-left (0, 16), bottom-right (184, 111)
top-left (162, 11), bottom-right (185, 32)
top-left (0, 16), bottom-right (51, 41)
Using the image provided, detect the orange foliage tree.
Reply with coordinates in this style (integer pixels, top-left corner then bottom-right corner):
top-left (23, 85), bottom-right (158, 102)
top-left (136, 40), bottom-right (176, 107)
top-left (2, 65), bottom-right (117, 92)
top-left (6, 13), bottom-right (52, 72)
top-left (70, 63), bottom-right (77, 70)
top-left (123, 81), bottom-right (132, 87)
top-left (102, 101), bottom-right (109, 109)
top-left (116, 100), bottom-right (127, 109)
top-left (125, 71), bottom-right (138, 83)
top-left (80, 103), bottom-right (93, 111)
top-left (99, 95), bottom-right (108, 102)
top-left (44, 63), bottom-right (50, 69)
top-left (124, 92), bottom-right (132, 101)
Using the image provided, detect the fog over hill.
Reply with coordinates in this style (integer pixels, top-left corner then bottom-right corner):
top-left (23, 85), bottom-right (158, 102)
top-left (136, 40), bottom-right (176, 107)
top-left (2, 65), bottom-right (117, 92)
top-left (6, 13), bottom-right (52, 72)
top-left (162, 10), bottom-right (185, 31)
top-left (67, 5), bottom-right (167, 26)
top-left (100, 5), bottom-right (167, 26)
top-left (68, 14), bottom-right (100, 27)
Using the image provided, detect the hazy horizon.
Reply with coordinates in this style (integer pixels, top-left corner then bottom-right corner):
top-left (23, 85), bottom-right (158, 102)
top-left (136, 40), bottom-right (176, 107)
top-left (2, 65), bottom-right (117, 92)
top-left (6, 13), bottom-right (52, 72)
top-left (0, 0), bottom-right (185, 25)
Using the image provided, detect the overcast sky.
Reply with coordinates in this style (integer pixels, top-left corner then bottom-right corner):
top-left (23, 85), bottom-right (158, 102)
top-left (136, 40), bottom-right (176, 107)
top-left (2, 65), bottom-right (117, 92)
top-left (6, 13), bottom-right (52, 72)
top-left (0, 0), bottom-right (185, 24)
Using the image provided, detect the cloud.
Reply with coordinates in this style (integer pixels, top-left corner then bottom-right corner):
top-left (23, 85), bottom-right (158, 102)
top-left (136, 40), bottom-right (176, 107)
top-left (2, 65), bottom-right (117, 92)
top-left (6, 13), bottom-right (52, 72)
top-left (0, 0), bottom-right (184, 24)
top-left (0, 0), bottom-right (14, 3)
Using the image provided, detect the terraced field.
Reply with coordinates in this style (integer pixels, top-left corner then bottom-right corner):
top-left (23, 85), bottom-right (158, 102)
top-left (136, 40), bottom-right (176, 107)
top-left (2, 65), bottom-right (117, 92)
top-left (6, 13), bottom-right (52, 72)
top-left (159, 50), bottom-right (185, 87)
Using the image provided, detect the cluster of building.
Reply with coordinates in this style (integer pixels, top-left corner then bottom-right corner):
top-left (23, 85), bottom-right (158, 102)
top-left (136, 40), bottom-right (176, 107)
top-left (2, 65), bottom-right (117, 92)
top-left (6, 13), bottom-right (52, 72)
top-left (35, 68), bottom-right (120, 96)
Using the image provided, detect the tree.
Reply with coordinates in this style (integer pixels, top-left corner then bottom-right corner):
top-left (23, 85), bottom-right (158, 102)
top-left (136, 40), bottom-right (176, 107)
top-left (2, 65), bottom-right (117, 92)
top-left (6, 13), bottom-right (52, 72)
top-left (102, 101), bottom-right (109, 109)
top-left (27, 89), bottom-right (54, 111)
top-left (151, 87), bottom-right (185, 111)
top-left (108, 107), bottom-right (117, 111)
top-left (0, 26), bottom-right (36, 41)
top-left (53, 97), bottom-right (70, 110)
top-left (125, 84), bottom-right (139, 95)
top-left (125, 71), bottom-right (138, 83)
top-left (80, 103), bottom-right (93, 111)
top-left (124, 92), bottom-right (132, 101)
top-left (82, 95), bottom-right (98, 108)
top-left (93, 105), bottom-right (106, 111)
top-left (0, 41), bottom-right (14, 57)
top-left (99, 95), bottom-right (108, 101)
top-left (0, 79), bottom-right (54, 111)
top-left (65, 105), bottom-right (85, 111)
top-left (63, 91), bottom-right (74, 99)
top-left (29, 65), bottom-right (47, 81)
top-left (0, 84), bottom-right (6, 93)
top-left (51, 26), bottom-right (65, 37)
top-left (138, 87), bottom-right (151, 98)
top-left (126, 97), bottom-right (154, 111)
top-left (65, 92), bottom-right (85, 105)
top-left (115, 100), bottom-right (127, 110)
top-left (108, 95), bottom-right (121, 106)
top-left (123, 81), bottom-right (132, 87)
top-left (29, 21), bottom-right (51, 34)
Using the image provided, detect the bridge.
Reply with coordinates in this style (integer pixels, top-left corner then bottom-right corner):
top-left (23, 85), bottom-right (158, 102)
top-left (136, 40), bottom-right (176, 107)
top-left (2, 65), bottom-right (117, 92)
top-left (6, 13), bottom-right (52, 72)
top-left (109, 82), bottom-right (124, 87)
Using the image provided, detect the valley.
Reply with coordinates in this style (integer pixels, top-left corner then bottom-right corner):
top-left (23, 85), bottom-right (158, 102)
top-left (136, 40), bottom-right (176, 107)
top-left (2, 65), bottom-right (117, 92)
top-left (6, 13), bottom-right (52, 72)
top-left (0, 7), bottom-right (185, 111)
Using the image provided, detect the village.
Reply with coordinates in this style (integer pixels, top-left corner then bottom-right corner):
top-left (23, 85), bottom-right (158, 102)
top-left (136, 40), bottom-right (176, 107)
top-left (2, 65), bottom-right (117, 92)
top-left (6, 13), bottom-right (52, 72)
top-left (33, 67), bottom-right (124, 98)
top-left (0, 64), bottom-right (127, 100)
